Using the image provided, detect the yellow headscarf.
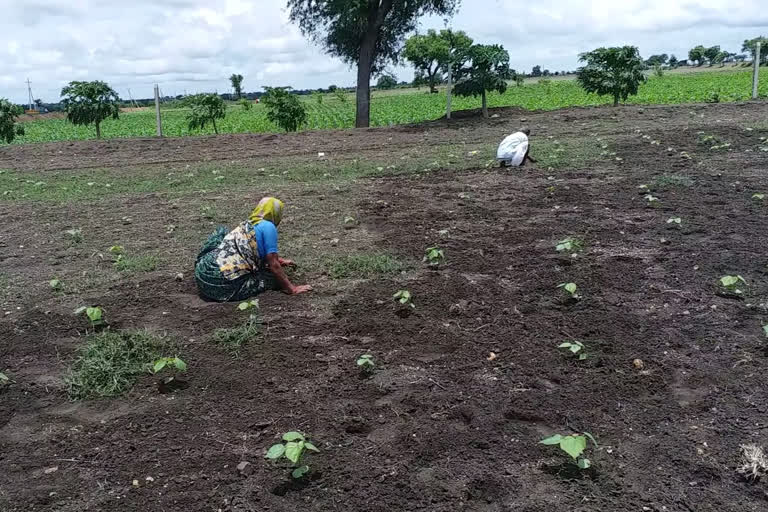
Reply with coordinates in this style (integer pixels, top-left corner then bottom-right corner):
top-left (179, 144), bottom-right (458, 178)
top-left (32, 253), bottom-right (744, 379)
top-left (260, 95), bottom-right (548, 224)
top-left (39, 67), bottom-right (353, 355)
top-left (249, 197), bottom-right (285, 226)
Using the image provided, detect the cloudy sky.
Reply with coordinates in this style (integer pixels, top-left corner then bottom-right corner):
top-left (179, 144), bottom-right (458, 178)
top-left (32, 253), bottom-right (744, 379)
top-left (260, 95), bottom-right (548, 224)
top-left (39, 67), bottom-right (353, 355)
top-left (2, 0), bottom-right (767, 103)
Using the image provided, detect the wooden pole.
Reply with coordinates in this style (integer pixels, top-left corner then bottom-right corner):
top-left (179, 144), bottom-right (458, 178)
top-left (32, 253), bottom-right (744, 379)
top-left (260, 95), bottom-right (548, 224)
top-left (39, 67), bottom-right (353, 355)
top-left (753, 42), bottom-right (761, 100)
top-left (446, 61), bottom-right (452, 120)
top-left (154, 84), bottom-right (163, 137)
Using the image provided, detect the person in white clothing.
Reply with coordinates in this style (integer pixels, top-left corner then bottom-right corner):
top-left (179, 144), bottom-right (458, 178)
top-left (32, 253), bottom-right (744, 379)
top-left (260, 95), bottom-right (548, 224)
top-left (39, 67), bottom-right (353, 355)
top-left (496, 128), bottom-right (536, 167)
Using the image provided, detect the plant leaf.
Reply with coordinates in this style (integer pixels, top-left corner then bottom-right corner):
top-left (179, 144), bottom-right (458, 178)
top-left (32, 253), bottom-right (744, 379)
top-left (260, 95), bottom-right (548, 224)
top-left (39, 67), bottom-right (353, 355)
top-left (238, 302), bottom-right (250, 311)
top-left (50, 279), bottom-right (61, 289)
top-left (153, 360), bottom-right (167, 373)
top-left (284, 441), bottom-right (303, 464)
top-left (265, 444), bottom-right (285, 459)
top-left (539, 434), bottom-right (563, 445)
top-left (558, 342), bottom-right (571, 348)
top-left (569, 345), bottom-right (581, 354)
top-left (564, 283), bottom-right (577, 294)
top-left (763, 324), bottom-right (768, 338)
top-left (173, 358), bottom-right (187, 371)
top-left (291, 465), bottom-right (309, 479)
top-left (583, 432), bottom-right (598, 448)
top-left (577, 458), bottom-right (591, 469)
top-left (74, 306), bottom-right (87, 315)
top-left (304, 442), bottom-right (320, 452)
top-left (283, 431), bottom-right (305, 442)
top-left (559, 435), bottom-right (587, 460)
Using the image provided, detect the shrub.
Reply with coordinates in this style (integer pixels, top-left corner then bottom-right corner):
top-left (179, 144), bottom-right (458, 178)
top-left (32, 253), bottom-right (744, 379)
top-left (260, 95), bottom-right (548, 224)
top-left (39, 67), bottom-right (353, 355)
top-left (262, 87), bottom-right (307, 132)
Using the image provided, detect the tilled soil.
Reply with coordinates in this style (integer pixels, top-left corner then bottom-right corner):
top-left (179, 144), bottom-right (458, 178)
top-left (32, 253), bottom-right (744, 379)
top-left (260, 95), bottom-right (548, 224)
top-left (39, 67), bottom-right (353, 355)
top-left (2, 102), bottom-right (768, 511)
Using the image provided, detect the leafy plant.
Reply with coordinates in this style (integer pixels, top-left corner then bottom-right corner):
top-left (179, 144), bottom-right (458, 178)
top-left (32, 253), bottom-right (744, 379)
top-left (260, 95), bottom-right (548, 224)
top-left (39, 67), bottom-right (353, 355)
top-left (555, 237), bottom-right (584, 253)
top-left (262, 87), bottom-right (307, 132)
top-left (558, 341), bottom-right (587, 360)
top-left (0, 372), bottom-right (9, 387)
top-left (423, 246), bottom-right (445, 267)
top-left (266, 431), bottom-right (320, 479)
top-left (540, 432), bottom-right (598, 469)
top-left (211, 300), bottom-right (261, 351)
top-left (357, 354), bottom-right (375, 375)
top-left (49, 279), bottom-right (62, 290)
top-left (152, 357), bottom-right (187, 374)
top-left (393, 290), bottom-right (416, 309)
top-left (74, 306), bottom-right (106, 328)
top-left (239, 98), bottom-right (252, 111)
top-left (60, 80), bottom-right (120, 139)
top-left (185, 93), bottom-right (227, 134)
top-left (453, 44), bottom-right (513, 118)
top-left (557, 282), bottom-right (580, 299)
top-left (752, 193), bottom-right (765, 201)
top-left (763, 324), bottom-right (768, 339)
top-left (230, 73), bottom-right (244, 99)
top-left (0, 98), bottom-right (25, 144)
top-left (576, 46), bottom-right (646, 106)
top-left (719, 275), bottom-right (747, 295)
top-left (65, 228), bottom-right (83, 243)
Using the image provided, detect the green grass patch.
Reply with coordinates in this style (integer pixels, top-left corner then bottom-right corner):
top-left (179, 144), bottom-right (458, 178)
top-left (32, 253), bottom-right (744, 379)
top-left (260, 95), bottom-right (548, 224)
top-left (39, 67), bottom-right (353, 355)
top-left (114, 253), bottom-right (160, 273)
top-left (66, 330), bottom-right (172, 399)
top-left (327, 252), bottom-right (408, 279)
top-left (211, 318), bottom-right (261, 353)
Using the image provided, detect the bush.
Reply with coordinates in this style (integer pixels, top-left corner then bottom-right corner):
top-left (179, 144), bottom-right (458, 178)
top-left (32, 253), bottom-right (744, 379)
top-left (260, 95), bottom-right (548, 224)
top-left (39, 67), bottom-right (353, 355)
top-left (240, 98), bottom-right (253, 111)
top-left (261, 87), bottom-right (307, 132)
top-left (185, 93), bottom-right (226, 134)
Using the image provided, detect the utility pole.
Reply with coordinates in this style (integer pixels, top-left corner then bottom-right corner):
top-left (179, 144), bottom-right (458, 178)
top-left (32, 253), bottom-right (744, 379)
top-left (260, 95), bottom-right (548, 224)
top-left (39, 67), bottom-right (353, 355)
top-left (26, 78), bottom-right (34, 111)
top-left (154, 84), bottom-right (163, 137)
top-left (753, 42), bottom-right (761, 100)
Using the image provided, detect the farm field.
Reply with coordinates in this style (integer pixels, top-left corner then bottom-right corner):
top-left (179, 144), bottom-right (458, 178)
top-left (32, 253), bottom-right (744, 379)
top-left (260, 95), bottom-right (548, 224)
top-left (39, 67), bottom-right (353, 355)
top-left (2, 101), bottom-right (768, 511)
top-left (10, 69), bottom-right (768, 144)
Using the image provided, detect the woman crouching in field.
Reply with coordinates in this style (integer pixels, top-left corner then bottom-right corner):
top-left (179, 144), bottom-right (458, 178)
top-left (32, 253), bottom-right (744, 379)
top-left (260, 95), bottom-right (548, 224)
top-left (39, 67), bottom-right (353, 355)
top-left (194, 197), bottom-right (312, 301)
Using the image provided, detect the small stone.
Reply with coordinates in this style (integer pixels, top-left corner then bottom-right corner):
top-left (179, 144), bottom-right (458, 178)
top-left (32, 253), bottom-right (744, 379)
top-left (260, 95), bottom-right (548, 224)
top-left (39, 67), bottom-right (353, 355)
top-left (236, 461), bottom-right (252, 476)
top-left (44, 466), bottom-right (59, 475)
top-left (175, 273), bottom-right (184, 282)
top-left (633, 359), bottom-right (644, 370)
top-left (145, 476), bottom-right (154, 482)
top-left (132, 479), bottom-right (140, 487)
top-left (330, 238), bottom-right (339, 246)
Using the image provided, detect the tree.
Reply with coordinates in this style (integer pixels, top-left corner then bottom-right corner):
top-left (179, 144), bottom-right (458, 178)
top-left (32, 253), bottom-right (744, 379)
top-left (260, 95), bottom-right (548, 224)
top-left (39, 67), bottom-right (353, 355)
top-left (668, 55), bottom-right (679, 68)
top-left (261, 87), bottom-right (307, 132)
top-left (453, 44), bottom-right (512, 118)
top-left (60, 80), bottom-right (120, 139)
top-left (287, 0), bottom-right (459, 128)
top-left (646, 54), bottom-right (668, 67)
top-left (576, 46), bottom-right (646, 107)
top-left (376, 73), bottom-right (398, 90)
top-left (403, 29), bottom-right (472, 93)
top-left (704, 46), bottom-right (721, 66)
top-left (688, 45), bottom-right (706, 66)
top-left (742, 36), bottom-right (768, 64)
top-left (0, 99), bottom-right (25, 144)
top-left (531, 65), bottom-right (542, 77)
top-left (230, 74), bottom-right (244, 99)
top-left (184, 93), bottom-right (226, 134)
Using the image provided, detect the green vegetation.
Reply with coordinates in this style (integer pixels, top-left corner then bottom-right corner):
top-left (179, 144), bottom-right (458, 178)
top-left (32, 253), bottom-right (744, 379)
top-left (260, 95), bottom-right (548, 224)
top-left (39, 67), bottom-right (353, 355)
top-left (113, 253), bottom-right (160, 273)
top-left (558, 282), bottom-right (580, 299)
top-left (266, 431), bottom-right (320, 479)
top-left (211, 300), bottom-right (261, 352)
top-left (540, 432), bottom-right (598, 469)
top-left (423, 247), bottom-right (445, 267)
top-left (719, 275), bottom-right (747, 295)
top-left (453, 44), bottom-right (512, 118)
top-left (558, 340), bottom-right (587, 360)
top-left (403, 29), bottom-right (472, 93)
top-left (74, 306), bottom-right (106, 329)
top-left (577, 46), bottom-right (646, 106)
top-left (185, 93), bottom-right (227, 134)
top-left (328, 253), bottom-right (407, 279)
top-left (0, 98), bottom-right (25, 144)
top-left (261, 87), bottom-right (308, 132)
top-left (393, 289), bottom-right (415, 309)
top-left (66, 330), bottom-right (171, 399)
top-left (555, 237), bottom-right (584, 253)
top-left (49, 279), bottom-right (62, 290)
top-left (357, 354), bottom-right (376, 375)
top-left (230, 74), bottom-right (244, 100)
top-left (60, 80), bottom-right (120, 139)
top-left (7, 70), bottom-right (766, 144)
top-left (0, 372), bottom-right (10, 387)
top-left (65, 228), bottom-right (83, 243)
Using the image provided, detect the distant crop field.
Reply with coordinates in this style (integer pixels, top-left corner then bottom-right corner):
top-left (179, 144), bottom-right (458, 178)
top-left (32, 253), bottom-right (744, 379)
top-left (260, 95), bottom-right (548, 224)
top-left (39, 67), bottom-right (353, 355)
top-left (9, 69), bottom-right (768, 144)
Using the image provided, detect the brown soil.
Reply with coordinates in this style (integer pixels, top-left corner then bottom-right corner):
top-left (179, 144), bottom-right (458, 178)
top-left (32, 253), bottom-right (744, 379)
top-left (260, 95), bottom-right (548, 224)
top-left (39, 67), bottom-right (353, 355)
top-left (2, 102), bottom-right (768, 511)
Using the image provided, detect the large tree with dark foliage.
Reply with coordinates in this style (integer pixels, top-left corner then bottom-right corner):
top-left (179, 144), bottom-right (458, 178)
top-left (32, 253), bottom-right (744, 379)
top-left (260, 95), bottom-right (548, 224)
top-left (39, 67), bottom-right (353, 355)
top-left (576, 46), bottom-right (646, 107)
top-left (452, 44), bottom-right (512, 118)
top-left (403, 29), bottom-right (472, 93)
top-left (287, 0), bottom-right (459, 128)
top-left (0, 99), bottom-right (25, 144)
top-left (60, 80), bottom-right (120, 139)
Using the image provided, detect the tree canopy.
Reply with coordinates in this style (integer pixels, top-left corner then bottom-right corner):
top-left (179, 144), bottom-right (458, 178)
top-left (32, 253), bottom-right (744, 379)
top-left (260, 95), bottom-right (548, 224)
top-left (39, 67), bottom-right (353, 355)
top-left (403, 29), bottom-right (472, 93)
top-left (703, 45), bottom-right (721, 66)
top-left (184, 93), bottom-right (226, 134)
top-left (287, 0), bottom-right (458, 128)
top-left (742, 36), bottom-right (768, 64)
top-left (576, 46), bottom-right (646, 107)
top-left (688, 45), bottom-right (707, 66)
top-left (60, 80), bottom-right (120, 139)
top-left (453, 44), bottom-right (512, 118)
top-left (262, 87), bottom-right (308, 132)
top-left (230, 74), bottom-right (244, 99)
top-left (376, 73), bottom-right (398, 90)
top-left (645, 54), bottom-right (668, 67)
top-left (0, 99), bottom-right (25, 144)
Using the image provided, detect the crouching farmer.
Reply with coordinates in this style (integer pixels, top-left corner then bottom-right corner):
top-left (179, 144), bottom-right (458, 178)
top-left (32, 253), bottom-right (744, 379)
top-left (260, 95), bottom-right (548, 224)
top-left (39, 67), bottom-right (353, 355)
top-left (497, 128), bottom-right (536, 167)
top-left (195, 197), bottom-right (313, 301)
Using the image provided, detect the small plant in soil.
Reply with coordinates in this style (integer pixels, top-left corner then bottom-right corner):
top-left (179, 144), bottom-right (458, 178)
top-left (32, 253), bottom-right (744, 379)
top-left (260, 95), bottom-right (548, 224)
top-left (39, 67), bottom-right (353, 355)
top-left (752, 193), bottom-right (765, 201)
top-left (763, 324), bottom-right (768, 339)
top-left (557, 282), bottom-right (580, 300)
top-left (74, 306), bottom-right (106, 329)
top-left (719, 275), bottom-right (747, 296)
top-left (558, 341), bottom-right (587, 360)
top-left (540, 432), bottom-right (598, 469)
top-left (357, 354), bottom-right (376, 375)
top-left (212, 300), bottom-right (261, 351)
top-left (393, 290), bottom-right (416, 309)
top-left (0, 372), bottom-right (10, 388)
top-left (644, 194), bottom-right (660, 205)
top-left (266, 432), bottom-right (320, 479)
top-left (151, 356), bottom-right (188, 394)
top-left (666, 217), bottom-right (682, 226)
top-left (423, 247), bottom-right (445, 268)
top-left (555, 237), bottom-right (584, 253)
top-left (49, 279), bottom-right (62, 291)
top-left (65, 228), bottom-right (83, 244)
top-left (109, 245), bottom-right (124, 264)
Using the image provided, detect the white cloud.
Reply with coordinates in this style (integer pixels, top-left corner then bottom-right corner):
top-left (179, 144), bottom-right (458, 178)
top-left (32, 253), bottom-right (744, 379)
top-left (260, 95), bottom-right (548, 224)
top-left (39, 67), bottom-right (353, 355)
top-left (0, 0), bottom-right (766, 102)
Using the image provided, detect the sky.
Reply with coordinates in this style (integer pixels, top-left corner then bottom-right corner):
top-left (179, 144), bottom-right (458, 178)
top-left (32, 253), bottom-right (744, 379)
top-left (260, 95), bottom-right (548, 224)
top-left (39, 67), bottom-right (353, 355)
top-left (2, 0), bottom-right (767, 103)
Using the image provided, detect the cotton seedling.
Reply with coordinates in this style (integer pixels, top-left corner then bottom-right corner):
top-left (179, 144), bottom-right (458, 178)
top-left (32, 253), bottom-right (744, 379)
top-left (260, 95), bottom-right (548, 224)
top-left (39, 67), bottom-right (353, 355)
top-left (763, 324), bottom-right (768, 339)
top-left (540, 432), bottom-right (598, 469)
top-left (74, 306), bottom-right (106, 328)
top-left (109, 245), bottom-right (125, 264)
top-left (557, 282), bottom-right (580, 299)
top-left (238, 299), bottom-right (259, 321)
top-left (152, 357), bottom-right (187, 374)
top-left (752, 193), bottom-right (765, 201)
top-left (357, 354), bottom-right (375, 375)
top-left (65, 228), bottom-right (83, 243)
top-left (644, 194), bottom-right (659, 204)
top-left (423, 247), bottom-right (445, 267)
top-left (719, 275), bottom-right (747, 295)
top-left (558, 341), bottom-right (587, 360)
top-left (266, 432), bottom-right (320, 479)
top-left (151, 357), bottom-right (188, 393)
top-left (555, 237), bottom-right (584, 253)
top-left (393, 290), bottom-right (415, 309)
top-left (0, 372), bottom-right (9, 387)
top-left (49, 279), bottom-right (62, 290)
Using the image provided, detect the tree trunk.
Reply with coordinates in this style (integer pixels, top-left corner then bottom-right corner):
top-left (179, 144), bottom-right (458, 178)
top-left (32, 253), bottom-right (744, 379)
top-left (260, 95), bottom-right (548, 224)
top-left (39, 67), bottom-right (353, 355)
top-left (212, 118), bottom-right (218, 134)
top-left (356, 41), bottom-right (374, 128)
top-left (481, 91), bottom-right (488, 118)
top-left (96, 121), bottom-right (101, 139)
top-left (613, 94), bottom-right (619, 107)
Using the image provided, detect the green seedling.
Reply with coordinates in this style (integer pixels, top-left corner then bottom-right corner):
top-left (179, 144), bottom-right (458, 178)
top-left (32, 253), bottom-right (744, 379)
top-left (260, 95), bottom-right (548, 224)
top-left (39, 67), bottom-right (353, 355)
top-left (49, 279), bottom-right (62, 290)
top-left (557, 282), bottom-right (580, 299)
top-left (423, 247), bottom-right (445, 267)
top-left (357, 354), bottom-right (375, 374)
top-left (555, 237), bottom-right (584, 253)
top-left (393, 290), bottom-right (415, 309)
top-left (762, 324), bottom-right (768, 339)
top-left (152, 357), bottom-right (187, 374)
top-left (74, 306), bottom-right (106, 328)
top-left (238, 299), bottom-right (259, 321)
top-left (151, 357), bottom-right (188, 393)
top-left (666, 217), bottom-right (682, 225)
top-left (644, 194), bottom-right (659, 203)
top-left (109, 245), bottom-right (125, 264)
top-left (540, 432), bottom-right (598, 469)
top-left (719, 275), bottom-right (747, 295)
top-left (65, 228), bottom-right (83, 243)
top-left (0, 372), bottom-right (9, 387)
top-left (752, 193), bottom-right (765, 201)
top-left (558, 341), bottom-right (587, 360)
top-left (266, 431), bottom-right (320, 479)
top-left (343, 215), bottom-right (357, 228)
